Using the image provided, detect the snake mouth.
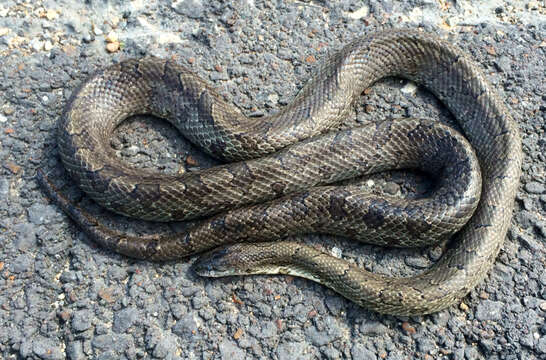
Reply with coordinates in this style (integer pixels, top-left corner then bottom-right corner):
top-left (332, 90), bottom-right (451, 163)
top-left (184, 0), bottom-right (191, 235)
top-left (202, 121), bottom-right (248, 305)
top-left (192, 246), bottom-right (240, 277)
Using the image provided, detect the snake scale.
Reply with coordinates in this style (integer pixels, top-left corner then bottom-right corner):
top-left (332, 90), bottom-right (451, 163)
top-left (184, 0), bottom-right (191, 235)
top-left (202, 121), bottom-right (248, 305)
top-left (37, 30), bottom-right (522, 315)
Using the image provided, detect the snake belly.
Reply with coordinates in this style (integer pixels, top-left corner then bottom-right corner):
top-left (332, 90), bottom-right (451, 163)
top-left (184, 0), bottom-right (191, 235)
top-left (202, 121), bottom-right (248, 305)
top-left (38, 30), bottom-right (522, 315)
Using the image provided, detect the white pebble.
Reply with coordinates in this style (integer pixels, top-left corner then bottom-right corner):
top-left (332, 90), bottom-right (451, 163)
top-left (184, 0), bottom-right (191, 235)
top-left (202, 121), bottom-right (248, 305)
top-left (346, 6), bottom-right (369, 19)
top-left (330, 247), bottom-right (342, 258)
top-left (44, 40), bottom-right (53, 51)
top-left (30, 38), bottom-right (44, 51)
top-left (105, 31), bottom-right (118, 43)
top-left (401, 82), bottom-right (418, 95)
top-left (527, 1), bottom-right (539, 10)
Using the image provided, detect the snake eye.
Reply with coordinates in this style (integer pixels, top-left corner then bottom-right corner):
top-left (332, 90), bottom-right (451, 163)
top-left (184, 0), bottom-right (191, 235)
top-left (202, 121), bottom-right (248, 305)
top-left (192, 246), bottom-right (236, 277)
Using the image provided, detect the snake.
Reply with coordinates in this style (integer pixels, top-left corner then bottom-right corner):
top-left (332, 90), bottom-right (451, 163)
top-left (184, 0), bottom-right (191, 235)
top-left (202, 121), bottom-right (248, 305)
top-left (37, 30), bottom-right (522, 315)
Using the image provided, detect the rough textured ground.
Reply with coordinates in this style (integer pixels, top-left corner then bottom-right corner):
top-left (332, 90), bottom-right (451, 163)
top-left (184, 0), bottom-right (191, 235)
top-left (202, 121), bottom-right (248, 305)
top-left (0, 0), bottom-right (545, 359)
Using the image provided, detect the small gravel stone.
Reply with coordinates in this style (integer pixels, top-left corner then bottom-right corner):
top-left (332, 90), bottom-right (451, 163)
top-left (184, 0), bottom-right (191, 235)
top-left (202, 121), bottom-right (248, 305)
top-left (121, 145), bottom-right (139, 157)
top-left (351, 343), bottom-right (377, 359)
top-left (249, 321), bottom-right (277, 339)
top-left (113, 307), bottom-right (139, 333)
top-left (152, 333), bottom-right (178, 359)
top-left (359, 321), bottom-right (389, 336)
top-left (13, 223), bottom-right (37, 250)
top-left (417, 337), bottom-right (436, 354)
top-left (30, 38), bottom-right (44, 51)
top-left (276, 342), bottom-right (306, 360)
top-left (304, 316), bottom-right (343, 346)
top-left (172, 313), bottom-right (199, 337)
top-left (0, 177), bottom-right (8, 198)
top-left (3, 106), bottom-right (14, 115)
top-left (82, 31), bottom-right (95, 43)
top-left (219, 339), bottom-right (245, 360)
top-left (538, 336), bottom-right (546, 354)
top-left (72, 310), bottom-right (92, 332)
top-left (527, 1), bottom-right (540, 10)
top-left (105, 31), bottom-right (118, 43)
top-left (323, 347), bottom-right (341, 359)
top-left (19, 339), bottom-right (33, 358)
top-left (400, 81), bottom-right (418, 95)
top-left (33, 338), bottom-right (64, 360)
top-left (464, 345), bottom-right (480, 359)
top-left (192, 295), bottom-right (205, 309)
top-left (476, 300), bottom-right (504, 321)
top-left (172, 0), bottom-right (204, 19)
top-left (92, 334), bottom-right (116, 351)
top-left (384, 182), bottom-right (400, 195)
top-left (106, 42), bottom-right (120, 53)
top-left (404, 255), bottom-right (429, 269)
top-left (93, 26), bottom-right (103, 36)
top-left (516, 210), bottom-right (536, 229)
top-left (525, 181), bottom-right (545, 194)
top-left (66, 341), bottom-right (85, 360)
top-left (27, 203), bottom-right (59, 225)
top-left (519, 332), bottom-right (534, 348)
top-left (401, 322), bottom-right (416, 335)
top-left (44, 40), bottom-right (53, 51)
top-left (518, 233), bottom-right (541, 252)
top-left (494, 55), bottom-right (511, 73)
top-left (10, 253), bottom-right (34, 273)
top-left (346, 6), bottom-right (370, 20)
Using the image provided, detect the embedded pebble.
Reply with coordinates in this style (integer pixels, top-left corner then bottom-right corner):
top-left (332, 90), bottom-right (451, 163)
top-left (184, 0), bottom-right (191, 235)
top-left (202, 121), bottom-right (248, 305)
top-left (351, 343), bottom-right (377, 359)
top-left (106, 42), bottom-right (120, 53)
top-left (476, 300), bottom-right (504, 321)
top-left (172, 0), bottom-right (204, 19)
top-left (30, 38), bottom-right (43, 51)
top-left (400, 82), bottom-right (418, 95)
top-left (113, 307), bottom-right (139, 333)
top-left (152, 333), bottom-right (178, 359)
top-left (66, 341), bottom-right (85, 360)
top-left (172, 313), bottom-right (200, 337)
top-left (494, 56), bottom-right (512, 73)
top-left (27, 203), bottom-right (59, 225)
top-left (346, 6), bottom-right (370, 20)
top-left (538, 337), bottom-right (546, 354)
top-left (404, 255), bottom-right (430, 269)
top-left (359, 321), bottom-right (389, 336)
top-left (276, 342), bottom-right (306, 360)
top-left (525, 182), bottom-right (545, 194)
top-left (10, 254), bottom-right (34, 273)
top-left (32, 338), bottom-right (64, 360)
top-left (13, 223), bottom-right (37, 250)
top-left (72, 310), bottom-right (92, 332)
top-left (219, 340), bottom-right (245, 359)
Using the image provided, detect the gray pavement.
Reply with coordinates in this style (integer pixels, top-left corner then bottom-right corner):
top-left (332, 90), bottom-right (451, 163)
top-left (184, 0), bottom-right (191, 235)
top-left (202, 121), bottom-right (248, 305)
top-left (0, 1), bottom-right (545, 359)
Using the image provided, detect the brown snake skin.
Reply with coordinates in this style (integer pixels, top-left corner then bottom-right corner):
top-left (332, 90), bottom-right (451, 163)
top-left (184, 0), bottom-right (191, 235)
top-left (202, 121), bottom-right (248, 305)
top-left (37, 30), bottom-right (522, 315)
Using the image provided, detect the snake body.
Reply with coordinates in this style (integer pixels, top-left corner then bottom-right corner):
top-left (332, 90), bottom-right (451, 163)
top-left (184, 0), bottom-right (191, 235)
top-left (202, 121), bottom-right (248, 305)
top-left (38, 30), bottom-right (522, 315)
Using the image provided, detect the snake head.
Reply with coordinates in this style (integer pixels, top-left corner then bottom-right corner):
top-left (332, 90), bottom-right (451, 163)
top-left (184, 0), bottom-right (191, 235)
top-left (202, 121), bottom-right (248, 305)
top-left (192, 242), bottom-right (287, 278)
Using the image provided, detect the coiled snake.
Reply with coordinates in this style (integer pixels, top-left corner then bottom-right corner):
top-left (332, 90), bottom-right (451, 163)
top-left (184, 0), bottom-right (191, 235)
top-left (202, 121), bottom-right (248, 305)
top-left (37, 30), bottom-right (522, 315)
